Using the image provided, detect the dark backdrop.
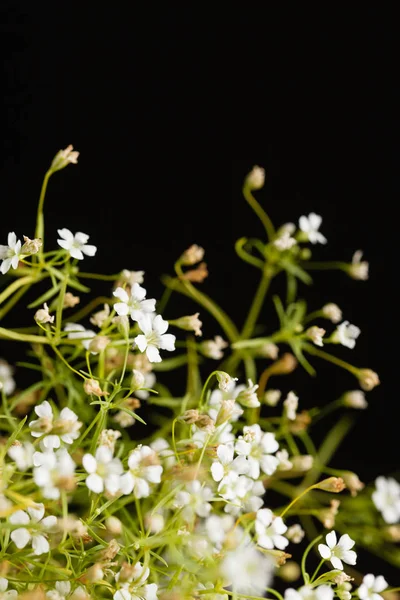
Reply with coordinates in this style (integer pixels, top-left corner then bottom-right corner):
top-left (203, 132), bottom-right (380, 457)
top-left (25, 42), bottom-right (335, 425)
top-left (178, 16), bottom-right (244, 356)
top-left (1, 5), bottom-right (398, 581)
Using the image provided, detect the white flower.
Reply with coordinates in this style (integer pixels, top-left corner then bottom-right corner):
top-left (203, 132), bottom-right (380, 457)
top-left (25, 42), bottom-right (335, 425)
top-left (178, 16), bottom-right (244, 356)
top-left (358, 574), bottom-right (388, 600)
top-left (276, 449), bottom-right (293, 471)
top-left (33, 448), bottom-right (76, 499)
top-left (64, 323), bottom-right (97, 351)
top-left (349, 250), bottom-right (369, 281)
top-left (114, 562), bottom-right (158, 600)
top-left (318, 530), bottom-right (357, 570)
top-left (284, 585), bottom-right (334, 600)
top-left (220, 474), bottom-right (265, 516)
top-left (29, 401), bottom-right (82, 449)
top-left (235, 424), bottom-right (280, 478)
top-left (372, 476), bottom-right (400, 524)
top-left (134, 314), bottom-right (176, 363)
top-left (57, 228), bottom-right (97, 260)
top-left (200, 335), bottom-right (228, 360)
top-left (322, 303), bottom-right (342, 323)
top-left (134, 371), bottom-right (156, 400)
top-left (255, 508), bottom-right (289, 550)
top-left (46, 581), bottom-right (71, 600)
top-left (82, 446), bottom-right (124, 495)
top-left (211, 443), bottom-right (249, 484)
top-left (0, 360), bottom-right (16, 396)
top-left (113, 284), bottom-right (156, 322)
top-left (51, 144), bottom-right (79, 170)
top-left (35, 302), bottom-right (55, 324)
top-left (332, 321), bottom-right (361, 349)
top-left (175, 480), bottom-right (214, 519)
top-left (203, 514), bottom-right (235, 548)
top-left (220, 541), bottom-right (273, 595)
top-left (0, 577), bottom-right (18, 599)
top-left (283, 391), bottom-right (299, 420)
top-left (306, 326), bottom-right (326, 347)
top-left (342, 391), bottom-right (368, 409)
top-left (299, 213), bottom-right (327, 244)
top-left (274, 230), bottom-right (297, 251)
top-left (8, 442), bottom-right (35, 471)
top-left (120, 445), bottom-right (163, 498)
top-left (9, 503), bottom-right (56, 555)
top-left (208, 381), bottom-right (244, 422)
top-left (0, 232), bottom-right (22, 274)
top-left (235, 379), bottom-right (261, 408)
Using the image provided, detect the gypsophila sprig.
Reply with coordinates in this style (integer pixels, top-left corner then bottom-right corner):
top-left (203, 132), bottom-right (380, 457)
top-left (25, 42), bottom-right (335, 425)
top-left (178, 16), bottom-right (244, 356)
top-left (0, 153), bottom-right (395, 597)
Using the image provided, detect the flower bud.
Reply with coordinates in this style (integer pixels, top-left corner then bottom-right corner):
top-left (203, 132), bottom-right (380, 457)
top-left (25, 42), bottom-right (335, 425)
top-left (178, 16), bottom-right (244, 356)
top-left (21, 236), bottom-right (42, 255)
top-left (170, 313), bottom-right (203, 336)
top-left (315, 476), bottom-right (346, 493)
top-left (317, 499), bottom-right (340, 529)
top-left (180, 244), bottom-right (205, 266)
top-left (286, 524), bottom-right (305, 544)
top-left (105, 516), bottom-right (123, 535)
top-left (88, 336), bottom-right (110, 353)
top-left (215, 399), bottom-right (243, 426)
top-left (216, 371), bottom-right (237, 392)
top-left (112, 315), bottom-right (130, 338)
top-left (305, 326), bottom-right (325, 347)
top-left (200, 336), bottom-right (228, 360)
top-left (290, 455), bottom-right (314, 471)
top-left (357, 369), bottom-right (380, 391)
top-left (63, 292), bottom-right (80, 308)
top-left (144, 512), bottom-right (165, 534)
top-left (90, 304), bottom-right (111, 328)
top-left (196, 414), bottom-right (215, 433)
top-left (279, 561), bottom-right (301, 583)
top-left (348, 250), bottom-right (369, 280)
top-left (83, 378), bottom-right (109, 397)
top-left (131, 369), bottom-right (146, 391)
top-left (50, 144), bottom-right (79, 172)
top-left (267, 353), bottom-right (298, 377)
top-left (342, 390), bottom-right (368, 409)
top-left (264, 389), bottom-right (281, 406)
top-left (245, 165), bottom-right (265, 190)
top-left (236, 379), bottom-right (260, 408)
top-left (81, 563), bottom-right (103, 583)
top-left (180, 262), bottom-right (209, 282)
top-left (34, 303), bottom-right (54, 324)
top-left (256, 342), bottom-right (279, 360)
top-left (340, 471), bottom-right (364, 496)
top-left (322, 303), bottom-right (342, 323)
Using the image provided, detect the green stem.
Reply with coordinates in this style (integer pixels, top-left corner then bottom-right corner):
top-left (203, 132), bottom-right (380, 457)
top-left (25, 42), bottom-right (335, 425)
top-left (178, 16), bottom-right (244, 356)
top-left (301, 534), bottom-right (323, 584)
top-left (242, 184), bottom-right (275, 241)
top-left (310, 558), bottom-right (325, 583)
top-left (303, 343), bottom-right (359, 375)
top-left (240, 271), bottom-right (271, 339)
top-left (35, 169), bottom-right (52, 247)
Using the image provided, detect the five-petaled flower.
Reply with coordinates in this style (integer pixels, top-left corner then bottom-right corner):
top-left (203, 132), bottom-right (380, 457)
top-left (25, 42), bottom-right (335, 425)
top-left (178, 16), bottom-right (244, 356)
top-left (9, 503), bottom-right (57, 555)
top-left (255, 508), bottom-right (289, 550)
top-left (134, 314), bottom-right (176, 363)
top-left (82, 446), bottom-right (126, 495)
top-left (332, 321), bottom-right (361, 349)
top-left (57, 228), bottom-right (97, 260)
top-left (318, 530), bottom-right (357, 570)
top-left (299, 213), bottom-right (327, 244)
top-left (29, 401), bottom-right (82, 450)
top-left (113, 284), bottom-right (156, 322)
top-left (0, 232), bottom-right (23, 274)
top-left (357, 574), bottom-right (388, 600)
top-left (372, 476), bottom-right (400, 524)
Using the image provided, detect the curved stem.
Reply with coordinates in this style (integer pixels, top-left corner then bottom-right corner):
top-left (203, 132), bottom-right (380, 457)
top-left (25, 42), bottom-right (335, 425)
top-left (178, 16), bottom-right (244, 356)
top-left (35, 169), bottom-right (52, 248)
top-left (240, 271), bottom-right (271, 340)
top-left (242, 184), bottom-right (275, 241)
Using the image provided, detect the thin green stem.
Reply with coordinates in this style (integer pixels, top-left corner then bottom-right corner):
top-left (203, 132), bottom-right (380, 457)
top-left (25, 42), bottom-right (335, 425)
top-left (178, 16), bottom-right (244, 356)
top-left (242, 184), bottom-right (275, 241)
top-left (240, 271), bottom-right (271, 340)
top-left (35, 169), bottom-right (52, 247)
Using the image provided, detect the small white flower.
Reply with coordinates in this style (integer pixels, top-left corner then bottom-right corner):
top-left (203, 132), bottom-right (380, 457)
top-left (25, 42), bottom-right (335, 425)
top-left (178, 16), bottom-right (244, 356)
top-left (51, 144), bottom-right (79, 171)
top-left (114, 562), bottom-right (158, 600)
top-left (8, 441), bottom-right (35, 471)
top-left (33, 448), bottom-right (76, 499)
top-left (357, 574), bottom-right (388, 600)
top-left (264, 389), bottom-right (282, 406)
top-left (208, 381), bottom-right (244, 423)
top-left (0, 577), bottom-right (18, 599)
top-left (113, 284), bottom-right (156, 322)
top-left (64, 323), bottom-right (97, 351)
top-left (35, 302), bottom-right (55, 324)
top-left (284, 585), bottom-right (334, 600)
top-left (322, 303), bottom-right (342, 323)
top-left (299, 213), bottom-right (327, 244)
top-left (342, 391), bottom-right (368, 409)
top-left (255, 508), bottom-right (289, 550)
top-left (134, 314), bottom-right (176, 363)
top-left (372, 476), bottom-right (400, 524)
top-left (175, 480), bottom-right (214, 519)
top-left (9, 503), bottom-right (56, 555)
top-left (46, 581), bottom-right (71, 600)
top-left (332, 321), bottom-right (361, 349)
top-left (276, 449), bottom-right (293, 471)
top-left (57, 228), bottom-right (97, 260)
top-left (211, 443), bottom-right (248, 484)
top-left (235, 379), bottom-right (261, 408)
top-left (120, 445), bottom-right (163, 498)
top-left (203, 514), bottom-right (235, 549)
top-left (349, 250), bottom-right (369, 281)
top-left (220, 541), bottom-right (274, 595)
top-left (200, 335), bottom-right (228, 360)
top-left (220, 473), bottom-right (265, 515)
top-left (0, 232), bottom-right (23, 274)
top-left (286, 523), bottom-right (305, 543)
top-left (82, 446), bottom-right (124, 495)
top-left (118, 269), bottom-right (145, 286)
top-left (306, 326), bottom-right (325, 347)
top-left (274, 230), bottom-right (297, 251)
top-left (235, 424), bottom-right (280, 478)
top-left (29, 401), bottom-right (82, 449)
top-left (0, 360), bottom-right (16, 396)
top-left (318, 530), bottom-right (357, 570)
top-left (283, 391), bottom-right (299, 420)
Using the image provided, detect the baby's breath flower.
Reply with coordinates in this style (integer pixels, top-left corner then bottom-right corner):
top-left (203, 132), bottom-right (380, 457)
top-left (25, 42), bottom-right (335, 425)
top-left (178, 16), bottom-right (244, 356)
top-left (180, 244), bottom-right (205, 266)
top-left (216, 371), bottom-right (238, 392)
top-left (0, 232), bottom-right (23, 274)
top-left (134, 314), bottom-right (176, 363)
top-left (283, 391), bottom-right (299, 420)
top-left (169, 312), bottom-right (203, 336)
top-left (33, 448), bottom-right (76, 499)
top-left (284, 585), bottom-right (334, 600)
top-left (332, 321), bottom-right (361, 349)
top-left (121, 445), bottom-right (163, 499)
top-left (235, 379), bottom-right (260, 408)
top-left (64, 323), bottom-right (96, 351)
top-left (276, 449), bottom-right (293, 471)
top-left (50, 144), bottom-right (79, 171)
top-left (83, 378), bottom-right (109, 397)
top-left (318, 530), bottom-right (357, 570)
top-left (342, 390), bottom-right (368, 409)
top-left (8, 441), bottom-right (35, 471)
top-left (220, 541), bottom-right (274, 595)
top-left (199, 335), bottom-right (228, 360)
top-left (117, 269), bottom-right (145, 286)
top-left (113, 284), bottom-right (156, 322)
top-left (0, 360), bottom-right (16, 395)
top-left (235, 424), bottom-right (280, 478)
top-left (322, 303), bottom-right (342, 323)
top-left (245, 165), bottom-right (266, 191)
top-left (88, 335), bottom-right (110, 353)
top-left (99, 429), bottom-right (122, 452)
top-left (131, 369), bottom-right (146, 391)
top-left (273, 230), bottom-right (297, 250)
top-left (106, 516), bottom-right (123, 536)
top-left (264, 389), bottom-right (282, 406)
top-left (357, 369), bottom-right (380, 391)
top-left (21, 235), bottom-right (42, 255)
top-left (299, 213), bottom-right (327, 244)
top-left (255, 508), bottom-right (289, 550)
top-left (29, 401), bottom-right (82, 449)
top-left (82, 446), bottom-right (125, 495)
top-left (63, 292), bottom-right (80, 308)
top-left (0, 577), bottom-right (17, 598)
top-left (257, 342), bottom-right (279, 359)
top-left (291, 455), bottom-right (314, 471)
top-left (349, 250), bottom-right (369, 280)
top-left (57, 229), bottom-right (97, 260)
top-left (45, 581), bottom-right (71, 600)
top-left (90, 303), bottom-right (111, 328)
top-left (357, 574), bottom-right (388, 600)
top-left (215, 399), bottom-right (243, 426)
top-left (306, 326), bottom-right (325, 347)
top-left (341, 472), bottom-right (365, 496)
top-left (317, 499), bottom-right (341, 529)
top-left (372, 476), bottom-right (400, 524)
top-left (286, 523), bottom-right (305, 543)
top-left (144, 512), bottom-right (165, 534)
top-left (34, 303), bottom-right (54, 324)
top-left (9, 503), bottom-right (57, 555)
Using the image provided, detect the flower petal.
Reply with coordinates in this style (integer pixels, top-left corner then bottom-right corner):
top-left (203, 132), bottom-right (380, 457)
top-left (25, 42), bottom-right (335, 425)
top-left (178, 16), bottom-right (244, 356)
top-left (9, 510), bottom-right (30, 526)
top-left (11, 527), bottom-right (31, 548)
top-left (318, 543), bottom-right (331, 560)
top-left (82, 453), bottom-right (97, 474)
top-left (326, 530), bottom-right (337, 548)
top-left (159, 333), bottom-right (176, 351)
top-left (32, 534), bottom-right (49, 555)
top-left (146, 345), bottom-right (161, 363)
top-left (86, 473), bottom-right (104, 493)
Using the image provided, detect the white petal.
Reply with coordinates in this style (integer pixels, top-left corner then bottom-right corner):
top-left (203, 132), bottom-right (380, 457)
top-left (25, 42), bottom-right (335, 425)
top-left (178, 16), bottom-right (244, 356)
top-left (257, 533), bottom-right (274, 549)
top-left (35, 400), bottom-right (53, 418)
top-left (272, 517), bottom-right (288, 535)
top-left (32, 534), bottom-right (49, 555)
top-left (86, 473), bottom-right (104, 493)
top-left (95, 445), bottom-right (113, 464)
top-left (105, 473), bottom-right (122, 495)
top-left (330, 556), bottom-right (343, 570)
top-left (113, 287), bottom-right (130, 302)
top-left (145, 465), bottom-right (163, 484)
top-left (217, 444), bottom-right (234, 465)
top-left (132, 283), bottom-right (147, 301)
top-left (232, 455), bottom-right (249, 474)
top-left (34, 466), bottom-right (51, 486)
top-left (153, 314), bottom-right (169, 335)
top-left (159, 333), bottom-right (176, 351)
top-left (247, 456), bottom-right (261, 479)
top-left (41, 515), bottom-right (57, 530)
top-left (261, 432), bottom-right (279, 453)
top-left (57, 228), bottom-right (73, 241)
top-left (326, 530), bottom-right (337, 548)
top-left (211, 462), bottom-right (224, 482)
top-left (82, 453), bottom-right (97, 474)
top-left (42, 435), bottom-right (60, 450)
top-left (11, 255), bottom-right (20, 269)
top-left (141, 298), bottom-right (156, 312)
top-left (134, 334), bottom-right (148, 352)
top-left (374, 576), bottom-right (388, 593)
top-left (137, 314), bottom-right (152, 335)
top-left (56, 581), bottom-right (71, 596)
top-left (114, 590), bottom-right (132, 600)
top-left (309, 213), bottom-right (322, 229)
top-left (337, 533), bottom-right (355, 551)
top-left (256, 508), bottom-right (273, 527)
top-left (114, 302), bottom-right (130, 316)
top-left (273, 534), bottom-right (289, 550)
top-left (318, 543), bottom-right (331, 560)
top-left (57, 239), bottom-right (72, 251)
top-left (119, 472), bottom-right (135, 495)
top-left (342, 549), bottom-right (357, 565)
top-left (146, 345), bottom-right (161, 363)
top-left (82, 244), bottom-right (97, 256)
top-left (27, 503), bottom-right (45, 522)
top-left (69, 247), bottom-right (84, 260)
top-left (9, 510), bottom-right (30, 525)
top-left (235, 439), bottom-right (251, 456)
top-left (11, 527), bottom-right (31, 548)
top-left (59, 407), bottom-right (78, 421)
top-left (0, 258), bottom-right (12, 274)
top-left (260, 454), bottom-right (279, 476)
top-left (135, 477), bottom-right (150, 498)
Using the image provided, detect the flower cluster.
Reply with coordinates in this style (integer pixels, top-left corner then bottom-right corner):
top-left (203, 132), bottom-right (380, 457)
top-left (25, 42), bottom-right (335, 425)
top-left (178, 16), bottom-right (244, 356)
top-left (0, 154), bottom-right (396, 598)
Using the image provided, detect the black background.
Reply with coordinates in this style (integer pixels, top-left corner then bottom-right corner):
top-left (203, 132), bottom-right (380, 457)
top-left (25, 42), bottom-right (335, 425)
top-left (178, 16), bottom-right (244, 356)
top-left (1, 5), bottom-right (399, 581)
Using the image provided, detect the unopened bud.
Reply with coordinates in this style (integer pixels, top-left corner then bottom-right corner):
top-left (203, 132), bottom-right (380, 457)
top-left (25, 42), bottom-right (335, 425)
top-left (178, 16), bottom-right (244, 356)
top-left (264, 389), bottom-right (282, 406)
top-left (385, 525), bottom-right (400, 542)
top-left (113, 315), bottom-right (130, 338)
top-left (21, 236), bottom-right (42, 255)
top-left (114, 411), bottom-right (135, 428)
top-left (216, 371), bottom-right (237, 392)
top-left (180, 244), bottom-right (205, 266)
top-left (290, 455), bottom-right (314, 472)
top-left (81, 563), bottom-right (103, 583)
top-left (306, 326), bottom-right (325, 347)
top-left (340, 472), bottom-right (365, 496)
top-left (342, 390), bottom-right (368, 409)
top-left (83, 378), bottom-right (109, 397)
top-left (50, 144), bottom-right (79, 171)
top-left (245, 165), bottom-right (265, 190)
top-left (215, 399), bottom-right (243, 426)
top-left (278, 561), bottom-right (301, 582)
top-left (333, 573), bottom-right (353, 586)
top-left (348, 250), bottom-right (369, 280)
top-left (236, 379), bottom-right (260, 408)
top-left (357, 369), bottom-right (380, 391)
top-left (267, 353), bottom-right (298, 377)
top-left (144, 512), bottom-right (165, 534)
top-left (63, 292), bottom-right (80, 308)
top-left (200, 336), bottom-right (228, 360)
top-left (88, 336), bottom-right (110, 353)
top-left (34, 303), bottom-right (54, 324)
top-left (170, 313), bottom-right (203, 336)
top-left (316, 476), bottom-right (346, 493)
top-left (322, 303), bottom-right (342, 323)
top-left (105, 516), bottom-right (123, 535)
top-left (257, 342), bottom-right (279, 360)
top-left (181, 262), bottom-right (209, 282)
top-left (90, 304), bottom-right (111, 328)
top-left (131, 369), bottom-right (146, 391)
top-left (286, 524), bottom-right (305, 544)
top-left (318, 499), bottom-right (341, 529)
